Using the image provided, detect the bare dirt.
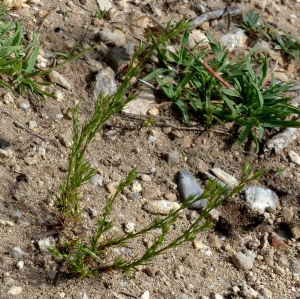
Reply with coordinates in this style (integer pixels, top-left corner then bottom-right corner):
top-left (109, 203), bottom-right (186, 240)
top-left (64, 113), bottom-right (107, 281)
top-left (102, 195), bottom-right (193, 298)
top-left (0, 0), bottom-right (300, 298)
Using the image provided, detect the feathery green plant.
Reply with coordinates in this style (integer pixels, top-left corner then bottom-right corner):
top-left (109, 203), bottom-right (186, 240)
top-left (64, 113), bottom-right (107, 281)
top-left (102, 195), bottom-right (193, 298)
top-left (56, 19), bottom-right (191, 223)
top-left (50, 18), bottom-right (265, 279)
top-left (50, 163), bottom-right (263, 278)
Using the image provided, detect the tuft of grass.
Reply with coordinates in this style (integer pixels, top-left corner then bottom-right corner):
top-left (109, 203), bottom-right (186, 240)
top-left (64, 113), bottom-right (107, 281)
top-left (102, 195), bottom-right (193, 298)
top-left (143, 26), bottom-right (300, 151)
top-left (0, 7), bottom-right (96, 100)
top-left (240, 9), bottom-right (300, 59)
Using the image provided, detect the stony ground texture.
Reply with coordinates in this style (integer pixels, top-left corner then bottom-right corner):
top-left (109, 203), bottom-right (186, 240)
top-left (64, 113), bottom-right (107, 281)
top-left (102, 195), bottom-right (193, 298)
top-left (0, 0), bottom-right (300, 298)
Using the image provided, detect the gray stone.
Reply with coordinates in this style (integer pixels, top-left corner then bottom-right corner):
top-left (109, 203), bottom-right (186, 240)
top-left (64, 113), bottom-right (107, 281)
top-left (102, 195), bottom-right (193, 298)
top-left (106, 44), bottom-right (134, 73)
top-left (124, 222), bottom-right (135, 233)
top-left (104, 129), bottom-right (118, 141)
top-left (11, 246), bottom-right (23, 258)
top-left (288, 150), bottom-right (300, 165)
top-left (7, 286), bottom-right (22, 295)
top-left (57, 132), bottom-right (73, 148)
top-left (123, 88), bottom-right (157, 115)
top-left (166, 151), bottom-right (180, 165)
top-left (48, 71), bottom-right (71, 90)
top-left (98, 30), bottom-right (125, 47)
top-left (177, 170), bottom-right (206, 209)
top-left (93, 67), bottom-right (117, 99)
top-left (211, 168), bottom-right (239, 188)
top-left (219, 28), bottom-right (247, 51)
top-left (231, 250), bottom-right (256, 271)
top-left (178, 294), bottom-right (189, 299)
top-left (96, 0), bottom-right (112, 11)
top-left (267, 119), bottom-right (300, 153)
top-left (37, 237), bottom-right (55, 255)
top-left (87, 207), bottom-right (98, 219)
top-left (89, 174), bottom-right (103, 186)
top-left (143, 200), bottom-right (180, 215)
top-left (140, 174), bottom-right (151, 183)
top-left (126, 191), bottom-right (141, 200)
top-left (243, 186), bottom-right (279, 213)
top-left (113, 247), bottom-right (134, 257)
top-left (15, 97), bottom-right (30, 110)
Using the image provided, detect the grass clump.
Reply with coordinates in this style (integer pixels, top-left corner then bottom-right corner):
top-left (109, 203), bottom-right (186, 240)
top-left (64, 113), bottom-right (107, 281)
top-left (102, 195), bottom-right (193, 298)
top-left (143, 23), bottom-right (300, 150)
top-left (240, 9), bottom-right (300, 59)
top-left (0, 6), bottom-right (96, 100)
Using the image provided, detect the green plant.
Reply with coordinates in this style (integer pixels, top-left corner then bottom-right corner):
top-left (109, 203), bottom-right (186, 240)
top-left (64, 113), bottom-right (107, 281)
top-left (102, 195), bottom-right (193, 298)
top-left (143, 28), bottom-right (300, 150)
top-left (0, 8), bottom-right (95, 100)
top-left (51, 164), bottom-right (263, 278)
top-left (49, 18), bottom-right (265, 279)
top-left (96, 9), bottom-right (107, 20)
top-left (56, 20), bottom-right (191, 223)
top-left (240, 9), bottom-right (300, 59)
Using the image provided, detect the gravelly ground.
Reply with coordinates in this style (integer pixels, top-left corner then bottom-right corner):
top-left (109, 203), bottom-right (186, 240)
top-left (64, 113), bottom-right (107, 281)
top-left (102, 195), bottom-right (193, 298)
top-left (0, 0), bottom-right (300, 298)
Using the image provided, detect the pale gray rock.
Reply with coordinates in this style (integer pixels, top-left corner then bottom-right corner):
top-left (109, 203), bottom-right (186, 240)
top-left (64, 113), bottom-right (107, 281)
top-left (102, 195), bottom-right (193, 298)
top-left (123, 88), bottom-right (157, 115)
top-left (143, 200), bottom-right (180, 215)
top-left (288, 150), bottom-right (300, 165)
top-left (57, 132), bottom-right (73, 148)
top-left (93, 67), bottom-right (117, 98)
top-left (15, 97), bottom-right (30, 110)
top-left (48, 71), bottom-right (71, 90)
top-left (167, 151), bottom-right (180, 165)
top-left (124, 221), bottom-right (135, 233)
top-left (211, 168), bottom-right (239, 188)
top-left (266, 119), bottom-right (300, 153)
top-left (87, 207), bottom-right (98, 219)
top-left (11, 246), bottom-right (23, 258)
top-left (231, 250), bottom-right (256, 271)
top-left (7, 286), bottom-right (22, 295)
top-left (219, 28), bottom-right (247, 51)
top-left (98, 30), bottom-right (125, 47)
top-left (113, 247), bottom-right (134, 257)
top-left (96, 0), bottom-right (112, 11)
top-left (177, 170), bottom-right (206, 209)
top-left (89, 174), bottom-right (103, 186)
top-left (243, 186), bottom-right (279, 213)
top-left (37, 237), bottom-right (55, 255)
top-left (106, 44), bottom-right (134, 73)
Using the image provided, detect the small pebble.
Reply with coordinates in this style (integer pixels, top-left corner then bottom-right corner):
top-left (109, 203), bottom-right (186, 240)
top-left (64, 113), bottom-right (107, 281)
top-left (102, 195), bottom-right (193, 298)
top-left (11, 246), bottom-right (23, 258)
top-left (48, 71), bottom-right (71, 90)
top-left (288, 150), bottom-right (300, 165)
top-left (7, 286), bottom-right (22, 295)
top-left (16, 261), bottom-right (24, 270)
top-left (210, 292), bottom-right (223, 299)
top-left (89, 174), bottom-right (104, 186)
top-left (124, 221), bottom-right (135, 233)
top-left (143, 200), bottom-right (180, 215)
top-left (177, 170), bottom-right (206, 209)
top-left (148, 135), bottom-right (156, 142)
top-left (37, 237), bottom-right (55, 255)
top-left (140, 174), bottom-right (151, 182)
top-left (167, 151), bottom-right (180, 165)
